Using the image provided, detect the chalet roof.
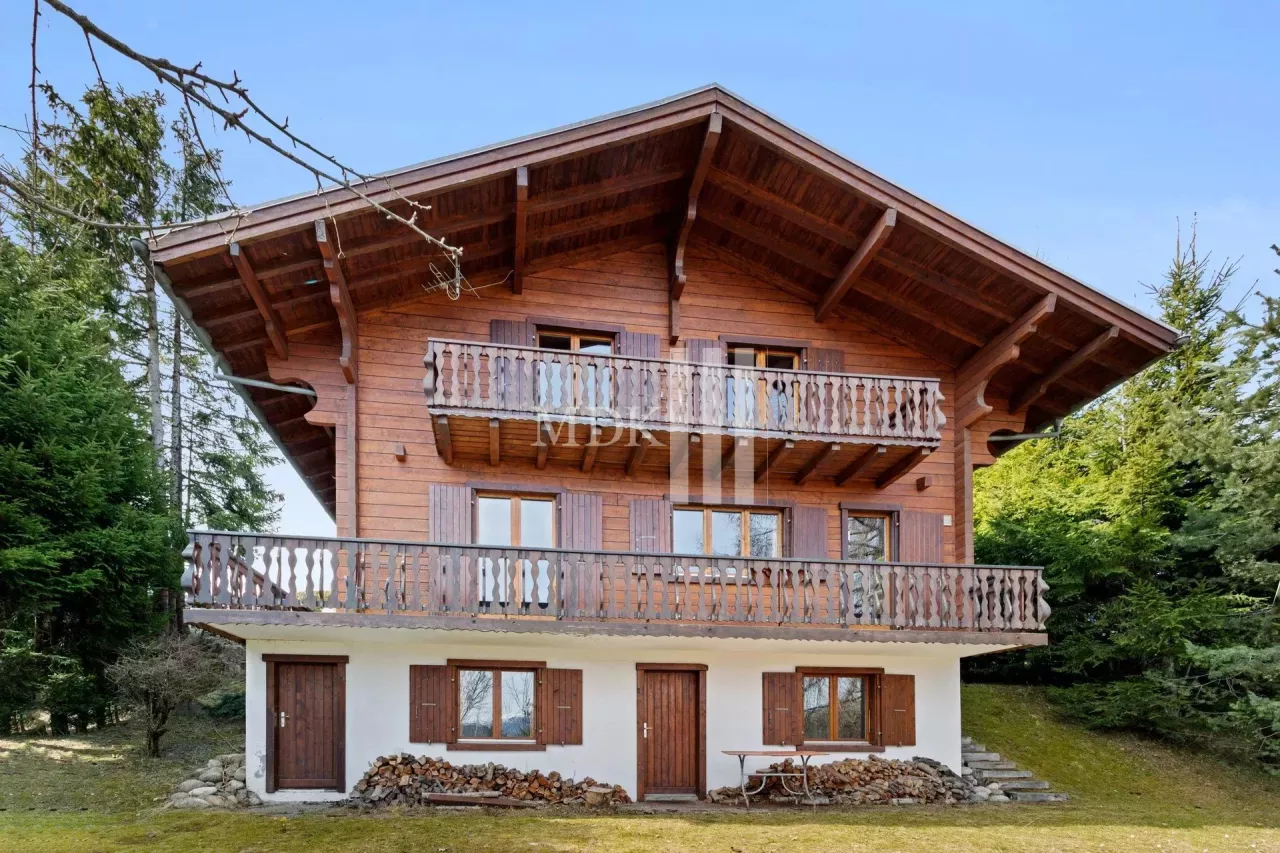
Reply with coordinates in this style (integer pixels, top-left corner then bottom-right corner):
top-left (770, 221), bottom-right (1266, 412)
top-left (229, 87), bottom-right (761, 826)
top-left (149, 84), bottom-right (1180, 517)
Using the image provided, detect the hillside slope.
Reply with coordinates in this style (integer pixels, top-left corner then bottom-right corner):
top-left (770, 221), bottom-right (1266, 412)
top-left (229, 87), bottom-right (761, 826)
top-left (962, 683), bottom-right (1280, 826)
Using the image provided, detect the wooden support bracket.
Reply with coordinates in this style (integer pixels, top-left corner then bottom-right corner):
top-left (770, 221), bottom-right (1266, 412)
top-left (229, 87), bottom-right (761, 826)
top-left (835, 445), bottom-right (886, 486)
top-left (669, 113), bottom-right (723, 343)
top-left (795, 442), bottom-right (841, 485)
top-left (488, 418), bottom-right (501, 467)
top-left (434, 415), bottom-right (454, 465)
top-left (513, 166), bottom-right (528, 294)
top-left (315, 220), bottom-right (358, 383)
top-left (228, 242), bottom-right (289, 360)
top-left (815, 207), bottom-right (897, 322)
top-left (1010, 325), bottom-right (1119, 414)
top-left (876, 447), bottom-right (932, 489)
top-left (755, 439), bottom-right (796, 484)
top-left (581, 425), bottom-right (602, 474)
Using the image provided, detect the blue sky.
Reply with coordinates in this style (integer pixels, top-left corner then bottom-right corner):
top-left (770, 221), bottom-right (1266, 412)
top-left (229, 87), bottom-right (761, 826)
top-left (4, 1), bottom-right (1277, 535)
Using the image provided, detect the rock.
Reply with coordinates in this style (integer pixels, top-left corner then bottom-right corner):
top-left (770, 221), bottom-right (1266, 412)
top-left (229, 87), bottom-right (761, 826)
top-left (224, 779), bottom-right (245, 792)
top-left (216, 753), bottom-right (244, 766)
top-left (233, 767), bottom-right (246, 782)
top-left (188, 786), bottom-right (218, 798)
top-left (987, 782), bottom-right (1002, 790)
top-left (176, 779), bottom-right (205, 793)
top-left (247, 792), bottom-right (262, 807)
top-left (206, 759), bottom-right (224, 769)
top-left (197, 768), bottom-right (223, 783)
top-left (988, 794), bottom-right (1011, 804)
top-left (170, 796), bottom-right (212, 810)
top-left (202, 794), bottom-right (231, 807)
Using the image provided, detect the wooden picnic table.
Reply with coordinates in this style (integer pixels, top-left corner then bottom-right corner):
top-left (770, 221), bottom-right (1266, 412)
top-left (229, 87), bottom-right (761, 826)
top-left (721, 750), bottom-right (829, 807)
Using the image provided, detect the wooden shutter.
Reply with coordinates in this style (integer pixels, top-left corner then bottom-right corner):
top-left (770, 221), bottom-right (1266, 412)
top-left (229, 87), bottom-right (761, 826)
top-left (428, 483), bottom-right (472, 544)
top-left (899, 511), bottom-right (943, 563)
top-left (618, 331), bottom-right (660, 359)
top-left (630, 498), bottom-right (672, 553)
top-left (686, 338), bottom-right (725, 365)
top-left (787, 506), bottom-right (829, 559)
top-left (762, 672), bottom-right (802, 745)
top-left (809, 347), bottom-right (845, 372)
top-left (409, 665), bottom-right (455, 743)
top-left (490, 318), bottom-right (535, 346)
top-left (562, 493), bottom-right (603, 550)
top-left (538, 668), bottom-right (583, 745)
top-left (879, 674), bottom-right (916, 746)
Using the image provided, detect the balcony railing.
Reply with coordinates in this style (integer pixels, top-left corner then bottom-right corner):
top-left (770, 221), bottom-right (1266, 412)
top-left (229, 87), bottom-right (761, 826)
top-left (184, 532), bottom-right (1049, 634)
top-left (423, 339), bottom-right (946, 444)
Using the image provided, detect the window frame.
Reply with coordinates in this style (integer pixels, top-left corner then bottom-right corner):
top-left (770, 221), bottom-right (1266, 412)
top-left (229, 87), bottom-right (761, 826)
top-left (536, 329), bottom-right (616, 354)
top-left (796, 666), bottom-right (884, 748)
top-left (839, 503), bottom-right (901, 562)
top-left (450, 658), bottom-right (543, 745)
top-left (672, 505), bottom-right (783, 559)
top-left (473, 491), bottom-right (559, 548)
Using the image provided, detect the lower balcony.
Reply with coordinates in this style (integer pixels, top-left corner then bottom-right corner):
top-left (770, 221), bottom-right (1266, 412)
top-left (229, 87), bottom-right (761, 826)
top-left (182, 532), bottom-right (1049, 646)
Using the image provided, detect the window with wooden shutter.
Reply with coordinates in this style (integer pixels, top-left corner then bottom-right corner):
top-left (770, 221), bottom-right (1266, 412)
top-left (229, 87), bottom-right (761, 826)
top-left (878, 674), bottom-right (916, 746)
top-left (899, 511), bottom-right (943, 563)
top-left (561, 493), bottom-right (603, 550)
top-left (630, 498), bottom-right (673, 553)
top-left (409, 665), bottom-right (455, 743)
top-left (428, 484), bottom-right (472, 544)
top-left (685, 338), bottom-right (725, 365)
top-left (788, 506), bottom-right (828, 559)
top-left (539, 668), bottom-right (583, 745)
top-left (617, 331), bottom-right (660, 359)
top-left (490, 318), bottom-right (535, 346)
top-left (762, 672), bottom-right (801, 745)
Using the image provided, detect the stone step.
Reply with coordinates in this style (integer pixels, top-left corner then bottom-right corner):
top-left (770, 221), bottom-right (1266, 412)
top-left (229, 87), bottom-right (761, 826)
top-left (997, 779), bottom-right (1051, 791)
top-left (972, 769), bottom-right (1033, 781)
top-left (961, 752), bottom-right (1001, 762)
top-left (1008, 791), bottom-right (1070, 803)
top-left (966, 760), bottom-right (1017, 771)
top-left (961, 736), bottom-right (973, 745)
top-left (962, 742), bottom-right (987, 753)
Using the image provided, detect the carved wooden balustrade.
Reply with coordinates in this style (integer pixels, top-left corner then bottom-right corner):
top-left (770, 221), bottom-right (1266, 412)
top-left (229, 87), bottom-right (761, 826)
top-left (185, 532), bottom-right (1049, 634)
top-left (423, 339), bottom-right (946, 444)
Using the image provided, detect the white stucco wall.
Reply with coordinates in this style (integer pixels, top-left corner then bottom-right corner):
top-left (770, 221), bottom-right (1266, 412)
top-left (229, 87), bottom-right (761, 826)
top-left (241, 627), bottom-right (979, 802)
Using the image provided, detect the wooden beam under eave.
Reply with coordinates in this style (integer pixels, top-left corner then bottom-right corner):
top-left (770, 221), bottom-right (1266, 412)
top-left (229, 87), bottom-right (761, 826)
top-left (876, 447), bottom-right (932, 489)
top-left (513, 166), bottom-right (528, 294)
top-left (433, 415), bottom-right (454, 465)
top-left (795, 442), bottom-right (841, 485)
top-left (721, 435), bottom-right (748, 473)
top-left (315, 219), bottom-right (358, 384)
top-left (626, 429), bottom-right (653, 476)
top-left (670, 113), bottom-right (723, 303)
top-left (755, 440), bottom-right (796, 484)
top-left (581, 425), bottom-right (601, 473)
top-left (488, 418), bottom-right (501, 466)
top-left (835, 445), bottom-right (886, 486)
top-left (815, 207), bottom-right (897, 323)
top-left (956, 294), bottom-right (1058, 428)
top-left (535, 421), bottom-right (553, 470)
top-left (228, 242), bottom-right (289, 360)
top-left (1010, 325), bottom-right (1119, 414)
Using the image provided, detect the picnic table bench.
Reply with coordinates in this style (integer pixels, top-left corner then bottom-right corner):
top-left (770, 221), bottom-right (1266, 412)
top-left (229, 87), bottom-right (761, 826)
top-left (721, 750), bottom-right (829, 807)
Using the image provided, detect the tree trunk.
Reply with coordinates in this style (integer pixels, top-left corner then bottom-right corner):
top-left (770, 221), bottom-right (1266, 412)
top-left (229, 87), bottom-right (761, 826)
top-left (144, 261), bottom-right (163, 456)
top-left (169, 314), bottom-right (184, 511)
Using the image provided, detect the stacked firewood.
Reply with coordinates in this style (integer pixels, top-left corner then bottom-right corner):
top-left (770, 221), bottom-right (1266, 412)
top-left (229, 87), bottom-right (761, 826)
top-left (349, 754), bottom-right (631, 807)
top-left (709, 756), bottom-right (969, 805)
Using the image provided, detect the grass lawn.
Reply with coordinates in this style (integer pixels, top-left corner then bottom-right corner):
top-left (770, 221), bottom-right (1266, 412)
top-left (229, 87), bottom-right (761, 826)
top-left (2, 684), bottom-right (1279, 852)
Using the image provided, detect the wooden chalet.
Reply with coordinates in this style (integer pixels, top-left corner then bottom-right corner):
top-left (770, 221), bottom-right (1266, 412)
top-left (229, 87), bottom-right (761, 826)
top-left (153, 86), bottom-right (1178, 801)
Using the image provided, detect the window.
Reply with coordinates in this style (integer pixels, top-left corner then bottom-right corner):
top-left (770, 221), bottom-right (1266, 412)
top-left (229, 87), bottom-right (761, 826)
top-left (727, 344), bottom-right (803, 425)
top-left (672, 507), bottom-right (781, 558)
top-left (457, 666), bottom-right (536, 741)
top-left (845, 512), bottom-right (892, 562)
top-left (803, 674), bottom-right (868, 741)
top-left (727, 345), bottom-right (801, 370)
top-left (538, 329), bottom-right (614, 410)
top-left (475, 494), bottom-right (556, 606)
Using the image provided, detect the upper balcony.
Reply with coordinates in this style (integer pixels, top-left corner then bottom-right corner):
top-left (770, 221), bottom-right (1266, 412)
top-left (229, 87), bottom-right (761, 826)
top-left (181, 531), bottom-right (1048, 646)
top-left (423, 339), bottom-right (946, 484)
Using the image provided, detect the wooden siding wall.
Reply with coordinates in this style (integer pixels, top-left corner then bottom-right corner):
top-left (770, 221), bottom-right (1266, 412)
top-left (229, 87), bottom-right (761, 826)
top-left (268, 243), bottom-right (959, 557)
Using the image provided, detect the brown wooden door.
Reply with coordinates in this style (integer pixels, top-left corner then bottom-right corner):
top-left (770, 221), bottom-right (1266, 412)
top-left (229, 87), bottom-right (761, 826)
top-left (271, 661), bottom-right (344, 790)
top-left (638, 669), bottom-right (700, 796)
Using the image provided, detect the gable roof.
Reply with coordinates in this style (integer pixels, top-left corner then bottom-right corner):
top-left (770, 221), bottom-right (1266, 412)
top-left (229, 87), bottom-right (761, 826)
top-left (149, 84), bottom-right (1180, 516)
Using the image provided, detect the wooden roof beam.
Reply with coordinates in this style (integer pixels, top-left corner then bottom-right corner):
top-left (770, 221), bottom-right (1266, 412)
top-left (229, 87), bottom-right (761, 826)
top-left (956, 293), bottom-right (1058, 428)
top-left (488, 418), bottom-right (501, 467)
top-left (876, 447), bottom-right (932, 489)
top-left (671, 113), bottom-right (723, 303)
top-left (795, 442), bottom-right (841, 485)
top-left (874, 249), bottom-right (1018, 323)
top-left (815, 207), bottom-right (897, 322)
top-left (228, 243), bottom-right (289, 359)
top-left (513, 166), bottom-right (528, 294)
top-left (705, 167), bottom-right (860, 249)
top-left (835, 445), bottom-right (886, 486)
top-left (625, 429), bottom-right (654, 476)
top-left (315, 220), bottom-right (358, 384)
top-left (526, 166), bottom-right (687, 214)
top-left (755, 439), bottom-right (796, 483)
top-left (581, 425), bottom-right (602, 473)
top-left (1010, 325), bottom-right (1119, 414)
